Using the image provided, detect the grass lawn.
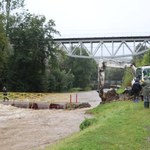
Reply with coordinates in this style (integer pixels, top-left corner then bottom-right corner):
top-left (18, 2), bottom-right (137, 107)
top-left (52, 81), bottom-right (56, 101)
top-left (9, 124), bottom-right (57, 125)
top-left (47, 101), bottom-right (150, 150)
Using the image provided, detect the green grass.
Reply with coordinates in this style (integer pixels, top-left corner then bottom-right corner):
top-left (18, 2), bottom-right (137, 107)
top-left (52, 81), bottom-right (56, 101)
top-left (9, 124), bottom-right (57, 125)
top-left (116, 87), bottom-right (126, 94)
top-left (46, 101), bottom-right (150, 150)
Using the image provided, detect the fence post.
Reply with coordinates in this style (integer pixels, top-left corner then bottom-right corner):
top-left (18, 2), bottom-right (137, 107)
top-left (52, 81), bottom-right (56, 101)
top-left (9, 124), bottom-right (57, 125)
top-left (76, 94), bottom-right (78, 103)
top-left (70, 94), bottom-right (72, 104)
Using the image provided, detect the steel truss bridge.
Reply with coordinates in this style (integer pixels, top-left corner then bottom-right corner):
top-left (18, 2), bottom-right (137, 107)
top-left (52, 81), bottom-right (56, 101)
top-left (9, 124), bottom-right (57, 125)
top-left (54, 35), bottom-right (150, 62)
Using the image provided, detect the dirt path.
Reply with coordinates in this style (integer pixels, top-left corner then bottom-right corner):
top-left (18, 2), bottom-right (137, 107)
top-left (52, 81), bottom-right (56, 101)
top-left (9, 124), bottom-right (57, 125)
top-left (0, 91), bottom-right (101, 150)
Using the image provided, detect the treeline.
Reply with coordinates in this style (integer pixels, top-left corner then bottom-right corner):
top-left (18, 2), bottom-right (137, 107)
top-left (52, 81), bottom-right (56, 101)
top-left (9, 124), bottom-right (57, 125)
top-left (0, 0), bottom-right (97, 92)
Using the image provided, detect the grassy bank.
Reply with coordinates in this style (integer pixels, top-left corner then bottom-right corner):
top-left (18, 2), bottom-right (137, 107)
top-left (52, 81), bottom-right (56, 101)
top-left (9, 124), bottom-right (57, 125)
top-left (47, 101), bottom-right (150, 150)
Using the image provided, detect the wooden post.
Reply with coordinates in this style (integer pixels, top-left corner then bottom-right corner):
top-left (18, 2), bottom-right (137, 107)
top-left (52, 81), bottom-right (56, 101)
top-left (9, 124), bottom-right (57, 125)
top-left (76, 94), bottom-right (78, 103)
top-left (70, 94), bottom-right (72, 104)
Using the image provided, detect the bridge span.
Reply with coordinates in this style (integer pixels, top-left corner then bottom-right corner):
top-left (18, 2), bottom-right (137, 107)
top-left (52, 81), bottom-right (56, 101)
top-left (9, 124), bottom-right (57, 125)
top-left (54, 35), bottom-right (150, 61)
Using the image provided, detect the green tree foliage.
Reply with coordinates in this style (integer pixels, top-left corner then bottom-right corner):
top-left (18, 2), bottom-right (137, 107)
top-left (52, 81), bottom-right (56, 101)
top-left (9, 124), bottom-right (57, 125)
top-left (0, 0), bottom-right (24, 13)
top-left (0, 0), bottom-right (25, 88)
top-left (72, 58), bottom-right (97, 89)
top-left (48, 68), bottom-right (74, 92)
top-left (0, 15), bottom-right (6, 46)
top-left (0, 14), bottom-right (9, 87)
top-left (106, 68), bottom-right (124, 81)
top-left (122, 67), bottom-right (133, 87)
top-left (0, 14), bottom-right (7, 54)
top-left (0, 1), bottom-right (98, 92)
top-left (7, 13), bottom-right (59, 91)
top-left (63, 48), bottom-right (97, 89)
top-left (132, 43), bottom-right (149, 66)
top-left (0, 0), bottom-right (25, 33)
top-left (141, 50), bottom-right (150, 66)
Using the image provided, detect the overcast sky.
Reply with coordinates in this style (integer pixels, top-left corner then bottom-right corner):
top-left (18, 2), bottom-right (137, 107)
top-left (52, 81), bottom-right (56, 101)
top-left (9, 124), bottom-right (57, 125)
top-left (25, 0), bottom-right (150, 38)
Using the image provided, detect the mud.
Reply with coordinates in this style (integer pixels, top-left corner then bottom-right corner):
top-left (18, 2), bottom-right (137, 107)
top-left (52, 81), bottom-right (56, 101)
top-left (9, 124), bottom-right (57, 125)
top-left (0, 91), bottom-right (101, 150)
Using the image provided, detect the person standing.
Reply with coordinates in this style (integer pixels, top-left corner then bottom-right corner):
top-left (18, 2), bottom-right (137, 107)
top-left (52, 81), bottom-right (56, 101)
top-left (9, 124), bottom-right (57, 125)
top-left (2, 86), bottom-right (9, 102)
top-left (142, 76), bottom-right (150, 108)
top-left (131, 78), bottom-right (142, 102)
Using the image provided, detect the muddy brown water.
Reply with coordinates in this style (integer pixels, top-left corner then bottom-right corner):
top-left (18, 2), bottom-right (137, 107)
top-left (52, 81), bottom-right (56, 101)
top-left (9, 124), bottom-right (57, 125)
top-left (0, 91), bottom-right (101, 150)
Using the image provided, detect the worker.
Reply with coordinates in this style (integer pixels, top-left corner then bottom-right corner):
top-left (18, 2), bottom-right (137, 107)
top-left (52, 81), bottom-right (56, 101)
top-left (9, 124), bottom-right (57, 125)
top-left (142, 76), bottom-right (150, 108)
top-left (131, 78), bottom-right (142, 102)
top-left (2, 86), bottom-right (9, 102)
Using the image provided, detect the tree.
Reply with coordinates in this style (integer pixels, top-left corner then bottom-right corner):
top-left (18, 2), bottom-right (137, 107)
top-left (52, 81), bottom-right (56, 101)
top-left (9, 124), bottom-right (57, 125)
top-left (63, 48), bottom-right (97, 89)
top-left (141, 50), bottom-right (150, 66)
top-left (48, 68), bottom-right (74, 92)
top-left (132, 43), bottom-right (149, 66)
top-left (0, 0), bottom-right (25, 34)
top-left (0, 14), bottom-right (7, 53)
top-left (105, 67), bottom-right (124, 85)
top-left (46, 46), bottom-right (75, 92)
top-left (0, 0), bottom-right (25, 89)
top-left (0, 14), bottom-right (9, 88)
top-left (7, 13), bottom-right (59, 91)
top-left (122, 67), bottom-right (133, 87)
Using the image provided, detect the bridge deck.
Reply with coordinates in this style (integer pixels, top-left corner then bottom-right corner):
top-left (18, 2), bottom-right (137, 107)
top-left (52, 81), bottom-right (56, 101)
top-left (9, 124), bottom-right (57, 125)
top-left (54, 35), bottom-right (150, 43)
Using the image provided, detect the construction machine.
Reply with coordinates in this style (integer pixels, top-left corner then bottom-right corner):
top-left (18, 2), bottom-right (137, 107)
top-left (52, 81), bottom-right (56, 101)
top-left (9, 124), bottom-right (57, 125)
top-left (97, 60), bottom-right (129, 100)
top-left (131, 65), bottom-right (150, 84)
top-left (98, 60), bottom-right (150, 101)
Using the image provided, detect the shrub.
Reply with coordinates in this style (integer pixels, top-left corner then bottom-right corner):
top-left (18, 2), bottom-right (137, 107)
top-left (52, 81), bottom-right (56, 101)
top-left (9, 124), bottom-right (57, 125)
top-left (82, 87), bottom-right (92, 91)
top-left (69, 87), bottom-right (82, 92)
top-left (80, 118), bottom-right (97, 130)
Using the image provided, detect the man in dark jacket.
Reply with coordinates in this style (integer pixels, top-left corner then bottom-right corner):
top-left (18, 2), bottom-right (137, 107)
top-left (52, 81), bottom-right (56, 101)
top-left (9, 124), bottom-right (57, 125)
top-left (142, 76), bottom-right (150, 107)
top-left (131, 78), bottom-right (142, 102)
top-left (2, 86), bottom-right (9, 102)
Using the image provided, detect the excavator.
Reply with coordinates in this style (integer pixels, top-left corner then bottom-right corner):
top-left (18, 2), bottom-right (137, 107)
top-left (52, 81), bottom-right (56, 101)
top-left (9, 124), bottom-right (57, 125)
top-left (130, 64), bottom-right (150, 84)
top-left (98, 60), bottom-right (150, 101)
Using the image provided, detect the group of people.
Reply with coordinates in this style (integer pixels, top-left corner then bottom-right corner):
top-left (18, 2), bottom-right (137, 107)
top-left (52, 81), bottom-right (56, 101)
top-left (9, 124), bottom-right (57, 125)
top-left (131, 75), bottom-right (150, 107)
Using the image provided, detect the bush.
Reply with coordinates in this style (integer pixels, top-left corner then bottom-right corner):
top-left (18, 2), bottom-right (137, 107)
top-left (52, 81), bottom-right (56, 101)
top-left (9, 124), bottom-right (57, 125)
top-left (80, 118), bottom-right (97, 130)
top-left (122, 67), bottom-right (133, 87)
top-left (68, 87), bottom-right (82, 92)
top-left (82, 87), bottom-right (92, 91)
top-left (116, 87), bottom-right (126, 94)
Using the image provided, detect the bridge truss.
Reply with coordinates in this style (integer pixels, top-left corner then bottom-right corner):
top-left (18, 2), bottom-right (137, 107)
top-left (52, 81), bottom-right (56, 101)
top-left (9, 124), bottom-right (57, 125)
top-left (54, 35), bottom-right (150, 62)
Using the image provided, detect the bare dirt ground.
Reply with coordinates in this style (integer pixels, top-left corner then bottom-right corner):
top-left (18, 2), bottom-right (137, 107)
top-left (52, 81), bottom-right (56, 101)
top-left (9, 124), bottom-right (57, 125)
top-left (0, 91), bottom-right (101, 150)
